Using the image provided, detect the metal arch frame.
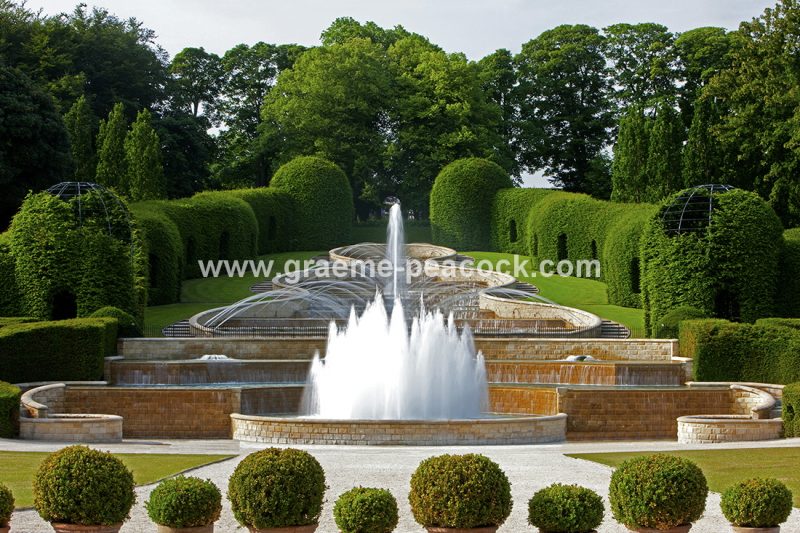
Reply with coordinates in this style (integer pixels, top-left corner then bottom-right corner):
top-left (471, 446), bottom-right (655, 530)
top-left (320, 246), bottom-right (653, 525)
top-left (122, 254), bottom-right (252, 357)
top-left (661, 184), bottom-right (735, 236)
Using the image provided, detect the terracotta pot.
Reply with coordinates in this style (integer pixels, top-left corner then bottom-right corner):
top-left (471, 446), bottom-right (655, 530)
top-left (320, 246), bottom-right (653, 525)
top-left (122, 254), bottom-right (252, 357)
top-left (247, 525), bottom-right (317, 533)
top-left (425, 526), bottom-right (499, 533)
top-left (732, 527), bottom-right (780, 533)
top-left (157, 525), bottom-right (214, 533)
top-left (628, 525), bottom-right (691, 533)
top-left (51, 524), bottom-right (123, 533)
top-left (0, 524), bottom-right (8, 533)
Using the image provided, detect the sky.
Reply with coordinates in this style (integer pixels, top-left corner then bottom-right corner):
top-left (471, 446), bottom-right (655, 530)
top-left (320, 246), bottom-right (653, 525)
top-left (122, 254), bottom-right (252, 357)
top-left (25, 0), bottom-right (778, 186)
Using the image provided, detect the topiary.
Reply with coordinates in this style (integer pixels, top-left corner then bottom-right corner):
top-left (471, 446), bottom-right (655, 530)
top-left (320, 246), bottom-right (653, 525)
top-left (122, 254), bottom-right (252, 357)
top-left (0, 381), bottom-right (21, 438)
top-left (720, 478), bottom-right (793, 528)
top-left (527, 483), bottom-right (604, 533)
top-left (408, 453), bottom-right (512, 529)
top-left (89, 306), bottom-right (142, 338)
top-left (33, 445), bottom-right (135, 526)
top-left (430, 158), bottom-right (513, 251)
top-left (227, 448), bottom-right (326, 529)
top-left (145, 476), bottom-right (221, 528)
top-left (654, 305), bottom-right (708, 339)
top-left (0, 483), bottom-right (13, 527)
top-left (270, 156), bottom-right (353, 250)
top-left (784, 383), bottom-right (800, 438)
top-left (333, 487), bottom-right (398, 533)
top-left (609, 454), bottom-right (707, 530)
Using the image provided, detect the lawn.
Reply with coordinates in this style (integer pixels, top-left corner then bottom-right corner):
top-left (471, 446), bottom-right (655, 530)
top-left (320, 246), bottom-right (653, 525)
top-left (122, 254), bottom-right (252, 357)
top-left (0, 451), bottom-right (235, 508)
top-left (569, 448), bottom-right (800, 506)
top-left (467, 251), bottom-right (645, 333)
top-left (144, 251), bottom-right (322, 334)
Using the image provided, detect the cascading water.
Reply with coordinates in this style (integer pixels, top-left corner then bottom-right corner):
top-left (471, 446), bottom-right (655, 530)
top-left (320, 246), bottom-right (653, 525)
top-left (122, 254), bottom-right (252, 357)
top-left (302, 203), bottom-right (489, 420)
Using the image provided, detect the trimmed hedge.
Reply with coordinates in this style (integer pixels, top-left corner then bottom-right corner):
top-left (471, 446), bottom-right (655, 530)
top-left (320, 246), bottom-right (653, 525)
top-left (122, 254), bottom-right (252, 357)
top-left (333, 487), bottom-right (399, 533)
top-left (756, 317), bottom-right (800, 330)
top-left (270, 156), bottom-right (353, 250)
top-left (351, 220), bottom-right (432, 245)
top-left (146, 476), bottom-right (222, 528)
top-left (89, 306), bottom-right (141, 337)
top-left (654, 306), bottom-right (708, 339)
top-left (603, 205), bottom-right (656, 307)
top-left (0, 317), bottom-right (39, 328)
top-left (129, 202), bottom-right (183, 305)
top-left (0, 381), bottom-right (21, 438)
top-left (228, 188), bottom-right (294, 253)
top-left (0, 234), bottom-right (21, 316)
top-left (642, 188), bottom-right (783, 335)
top-left (778, 228), bottom-right (800, 317)
top-left (0, 318), bottom-right (115, 383)
top-left (783, 383), bottom-right (800, 438)
top-left (490, 188), bottom-right (553, 255)
top-left (721, 478), bottom-right (793, 528)
top-left (678, 319), bottom-right (800, 383)
top-left (430, 158), bottom-right (512, 250)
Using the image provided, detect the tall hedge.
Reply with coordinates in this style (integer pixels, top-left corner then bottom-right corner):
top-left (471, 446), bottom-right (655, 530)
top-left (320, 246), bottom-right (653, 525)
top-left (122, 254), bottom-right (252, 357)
top-left (0, 381), bottom-right (20, 438)
top-left (490, 188), bottom-right (553, 255)
top-left (642, 189), bottom-right (783, 335)
top-left (0, 234), bottom-right (20, 316)
top-left (0, 318), bottom-right (116, 383)
top-left (270, 156), bottom-right (353, 250)
top-left (777, 228), bottom-right (800, 317)
top-left (152, 192), bottom-right (258, 278)
top-left (603, 205), bottom-right (657, 307)
top-left (229, 188), bottom-right (295, 253)
top-left (430, 158), bottom-right (512, 250)
top-left (784, 383), bottom-right (800, 438)
top-left (129, 202), bottom-right (183, 305)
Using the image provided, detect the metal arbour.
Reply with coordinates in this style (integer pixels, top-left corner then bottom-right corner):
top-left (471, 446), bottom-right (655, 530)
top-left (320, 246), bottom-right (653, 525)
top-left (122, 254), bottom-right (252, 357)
top-left (660, 184), bottom-right (735, 236)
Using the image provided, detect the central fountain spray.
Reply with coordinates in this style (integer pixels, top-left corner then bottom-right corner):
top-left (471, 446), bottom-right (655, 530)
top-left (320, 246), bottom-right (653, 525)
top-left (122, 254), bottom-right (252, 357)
top-left (302, 204), bottom-right (489, 420)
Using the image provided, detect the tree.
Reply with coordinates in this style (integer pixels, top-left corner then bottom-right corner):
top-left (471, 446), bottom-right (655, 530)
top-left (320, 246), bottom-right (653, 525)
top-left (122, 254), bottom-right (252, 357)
top-left (674, 27), bottom-right (732, 127)
top-left (124, 109), bottom-right (164, 201)
top-left (515, 25), bottom-right (613, 192)
top-left (169, 47), bottom-right (223, 117)
top-left (321, 17), bottom-right (410, 48)
top-left (477, 48), bottom-right (520, 177)
top-left (155, 111), bottom-right (215, 198)
top-left (645, 100), bottom-right (684, 201)
top-left (0, 65), bottom-right (72, 228)
top-left (63, 95), bottom-right (96, 181)
top-left (95, 103), bottom-right (128, 192)
top-left (604, 23), bottom-right (678, 110)
top-left (611, 107), bottom-right (650, 203)
top-left (682, 96), bottom-right (722, 187)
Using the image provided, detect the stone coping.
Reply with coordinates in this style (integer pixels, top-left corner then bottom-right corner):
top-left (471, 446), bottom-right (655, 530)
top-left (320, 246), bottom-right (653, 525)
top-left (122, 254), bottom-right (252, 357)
top-left (20, 414), bottom-right (123, 443)
top-left (479, 292), bottom-right (601, 332)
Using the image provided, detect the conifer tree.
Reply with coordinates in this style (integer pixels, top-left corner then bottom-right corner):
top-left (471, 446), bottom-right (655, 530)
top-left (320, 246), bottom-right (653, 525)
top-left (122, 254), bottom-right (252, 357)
top-left (682, 96), bottom-right (721, 187)
top-left (95, 103), bottom-right (128, 192)
top-left (645, 100), bottom-right (684, 201)
top-left (63, 95), bottom-right (96, 182)
top-left (611, 107), bottom-right (650, 202)
top-left (124, 108), bottom-right (165, 201)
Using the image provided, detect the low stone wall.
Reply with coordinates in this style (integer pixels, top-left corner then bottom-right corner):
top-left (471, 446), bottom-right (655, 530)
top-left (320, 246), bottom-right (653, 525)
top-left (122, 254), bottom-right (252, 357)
top-left (678, 415), bottom-right (783, 444)
top-left (479, 293), bottom-right (602, 336)
top-left (474, 338), bottom-right (678, 361)
top-left (231, 413), bottom-right (567, 445)
top-left (486, 361), bottom-right (684, 386)
top-left (21, 383), bottom-right (66, 418)
top-left (109, 359), bottom-right (311, 385)
top-left (117, 337), bottom-right (326, 361)
top-left (489, 387), bottom-right (559, 415)
top-left (20, 414), bottom-right (122, 443)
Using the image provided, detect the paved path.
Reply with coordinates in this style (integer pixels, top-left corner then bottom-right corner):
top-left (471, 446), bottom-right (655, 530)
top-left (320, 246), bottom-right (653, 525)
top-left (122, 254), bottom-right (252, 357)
top-left (4, 438), bottom-right (800, 533)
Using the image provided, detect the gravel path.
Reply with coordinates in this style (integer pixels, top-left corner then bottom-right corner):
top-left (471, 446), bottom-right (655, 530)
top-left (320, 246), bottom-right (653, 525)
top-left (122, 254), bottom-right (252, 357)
top-left (6, 439), bottom-right (800, 533)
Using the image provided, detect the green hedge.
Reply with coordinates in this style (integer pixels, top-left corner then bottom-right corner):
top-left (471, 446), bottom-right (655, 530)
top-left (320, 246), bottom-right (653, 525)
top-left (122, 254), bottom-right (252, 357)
top-left (228, 188), bottom-right (294, 253)
top-left (0, 318), bottom-right (116, 383)
top-left (89, 306), bottom-right (141, 338)
top-left (490, 188), bottom-right (553, 255)
top-left (777, 228), bottom-right (800, 317)
top-left (0, 235), bottom-right (21, 317)
top-left (0, 317), bottom-right (39, 328)
top-left (783, 383), bottom-right (800, 438)
top-left (654, 306), bottom-right (708, 339)
top-left (351, 221), bottom-right (432, 245)
top-left (130, 202), bottom-right (183, 305)
top-left (679, 319), bottom-right (800, 383)
top-left (0, 381), bottom-right (21, 438)
top-left (755, 318), bottom-right (800, 330)
top-left (430, 158), bottom-right (512, 250)
top-left (270, 156), bottom-right (353, 251)
top-left (642, 189), bottom-right (783, 335)
top-left (603, 206), bottom-right (656, 307)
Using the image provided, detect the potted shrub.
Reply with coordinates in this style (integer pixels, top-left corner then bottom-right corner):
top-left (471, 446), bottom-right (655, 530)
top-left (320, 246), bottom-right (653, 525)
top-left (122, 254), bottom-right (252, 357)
top-left (227, 448), bottom-right (326, 532)
top-left (333, 487), bottom-right (398, 533)
top-left (408, 453), bottom-right (512, 532)
top-left (32, 445), bottom-right (135, 533)
top-left (609, 454), bottom-right (707, 532)
top-left (528, 483), bottom-right (604, 533)
top-left (0, 483), bottom-right (13, 533)
top-left (146, 476), bottom-right (222, 533)
top-left (720, 478), bottom-right (793, 532)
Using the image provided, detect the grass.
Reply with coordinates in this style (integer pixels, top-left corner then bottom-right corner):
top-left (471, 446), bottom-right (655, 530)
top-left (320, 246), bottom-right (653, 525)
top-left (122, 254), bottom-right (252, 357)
top-left (467, 251), bottom-right (645, 332)
top-left (0, 451), bottom-right (235, 508)
top-left (144, 251), bottom-right (321, 333)
top-left (569, 448), bottom-right (800, 506)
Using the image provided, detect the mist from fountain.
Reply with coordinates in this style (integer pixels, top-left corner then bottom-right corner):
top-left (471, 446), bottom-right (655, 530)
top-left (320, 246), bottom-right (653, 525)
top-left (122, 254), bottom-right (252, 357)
top-left (302, 203), bottom-right (489, 420)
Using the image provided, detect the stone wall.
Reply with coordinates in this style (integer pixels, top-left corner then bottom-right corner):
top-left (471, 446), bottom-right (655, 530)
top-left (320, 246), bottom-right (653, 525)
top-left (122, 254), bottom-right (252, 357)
top-left (20, 414), bottom-right (122, 443)
top-left (485, 361), bottom-right (684, 386)
top-left (489, 387), bottom-right (559, 415)
top-left (474, 338), bottom-right (678, 361)
top-left (678, 415), bottom-right (783, 444)
top-left (117, 338), bottom-right (325, 361)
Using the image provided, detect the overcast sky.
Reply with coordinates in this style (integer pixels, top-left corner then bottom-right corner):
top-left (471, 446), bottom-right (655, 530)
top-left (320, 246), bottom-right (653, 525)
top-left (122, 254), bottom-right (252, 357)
top-left (27, 0), bottom-right (774, 60)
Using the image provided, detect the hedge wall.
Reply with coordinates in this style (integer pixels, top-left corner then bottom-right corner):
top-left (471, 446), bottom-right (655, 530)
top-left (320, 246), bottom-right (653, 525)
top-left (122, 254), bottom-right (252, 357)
top-left (430, 158), bottom-right (512, 250)
top-left (229, 188), bottom-right (294, 253)
top-left (679, 319), bottom-right (800, 384)
top-left (490, 188), bottom-right (553, 255)
top-left (351, 220), bottom-right (432, 245)
top-left (0, 234), bottom-right (20, 316)
top-left (0, 381), bottom-right (20, 438)
top-left (270, 156), bottom-right (353, 250)
top-left (151, 192), bottom-right (258, 279)
top-left (642, 189), bottom-right (783, 335)
top-left (129, 202), bottom-right (183, 305)
top-left (777, 228), bottom-right (800, 317)
top-left (784, 383), bottom-right (800, 438)
top-left (0, 318), bottom-right (116, 383)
